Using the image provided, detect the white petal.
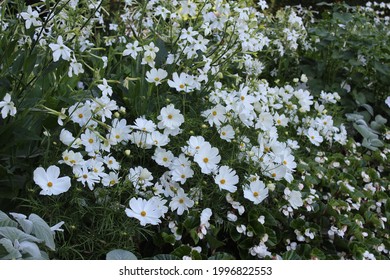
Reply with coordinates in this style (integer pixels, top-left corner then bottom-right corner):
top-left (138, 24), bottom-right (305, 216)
top-left (33, 167), bottom-right (48, 187)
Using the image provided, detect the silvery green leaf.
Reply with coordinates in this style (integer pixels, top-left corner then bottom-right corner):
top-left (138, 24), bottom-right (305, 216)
top-left (9, 212), bottom-right (33, 234)
top-left (0, 238), bottom-right (22, 260)
top-left (0, 211), bottom-right (18, 228)
top-left (375, 114), bottom-right (387, 125)
top-left (370, 138), bottom-right (384, 147)
top-left (362, 138), bottom-right (378, 151)
top-left (106, 249), bottom-right (138, 260)
top-left (345, 113), bottom-right (364, 121)
top-left (29, 214), bottom-right (55, 251)
top-left (370, 121), bottom-right (382, 131)
top-left (19, 241), bottom-right (42, 259)
top-left (0, 227), bottom-right (42, 244)
top-left (353, 123), bottom-right (378, 140)
top-left (360, 104), bottom-right (374, 116)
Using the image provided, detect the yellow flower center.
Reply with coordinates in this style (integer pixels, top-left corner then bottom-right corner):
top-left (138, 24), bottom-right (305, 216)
top-left (167, 114), bottom-right (173, 119)
top-left (179, 198), bottom-right (184, 204)
top-left (253, 191), bottom-right (259, 197)
top-left (83, 174), bottom-right (88, 179)
top-left (203, 157), bottom-right (209, 163)
top-left (272, 173), bottom-right (276, 177)
top-left (78, 113), bottom-right (83, 119)
top-left (140, 211), bottom-right (146, 217)
top-left (154, 77), bottom-right (160, 82)
top-left (179, 84), bottom-right (185, 89)
top-left (88, 138), bottom-right (94, 144)
top-left (220, 179), bottom-right (226, 185)
top-left (181, 174), bottom-right (185, 179)
top-left (283, 160), bottom-right (287, 165)
top-left (212, 111), bottom-right (217, 116)
top-left (47, 182), bottom-right (53, 187)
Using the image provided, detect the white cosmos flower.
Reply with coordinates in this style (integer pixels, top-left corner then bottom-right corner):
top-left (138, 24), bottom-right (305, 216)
top-left (243, 179), bottom-right (269, 205)
top-left (59, 150), bottom-right (84, 167)
top-left (307, 127), bottom-right (323, 146)
top-left (168, 72), bottom-right (194, 92)
top-left (202, 104), bottom-right (227, 127)
top-left (128, 166), bottom-right (153, 189)
top-left (80, 129), bottom-right (101, 153)
top-left (73, 165), bottom-right (100, 190)
top-left (171, 165), bottom-right (194, 184)
top-left (33, 165), bottom-right (71, 196)
top-left (219, 124), bottom-right (235, 142)
top-left (214, 166), bottom-right (239, 193)
top-left (49, 36), bottom-right (72, 62)
top-left (131, 116), bottom-right (156, 132)
top-left (152, 147), bottom-right (174, 167)
top-left (101, 171), bottom-right (120, 187)
top-left (157, 104), bottom-right (184, 130)
top-left (125, 197), bottom-right (163, 226)
top-left (68, 103), bottom-right (94, 127)
top-left (169, 188), bottom-right (194, 215)
top-left (193, 143), bottom-right (221, 174)
top-left (185, 135), bottom-right (206, 156)
top-left (146, 68), bottom-right (168, 85)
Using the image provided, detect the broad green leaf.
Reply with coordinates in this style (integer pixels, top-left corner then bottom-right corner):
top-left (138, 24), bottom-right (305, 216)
top-left (311, 248), bottom-right (326, 260)
top-left (265, 228), bottom-right (278, 247)
top-left (282, 250), bottom-right (301, 260)
top-left (29, 214), bottom-right (55, 251)
top-left (106, 249), bottom-right (137, 260)
top-left (206, 233), bottom-right (225, 250)
top-left (183, 216), bottom-right (198, 230)
top-left (161, 232), bottom-right (176, 245)
top-left (172, 245), bottom-right (192, 258)
top-left (191, 250), bottom-right (202, 260)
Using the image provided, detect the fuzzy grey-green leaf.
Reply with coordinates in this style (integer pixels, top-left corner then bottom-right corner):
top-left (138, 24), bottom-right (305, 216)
top-left (29, 214), bottom-right (55, 251)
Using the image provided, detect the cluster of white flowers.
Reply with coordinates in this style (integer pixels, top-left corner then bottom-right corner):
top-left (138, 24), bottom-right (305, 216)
top-left (18, 0), bottom-right (382, 260)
